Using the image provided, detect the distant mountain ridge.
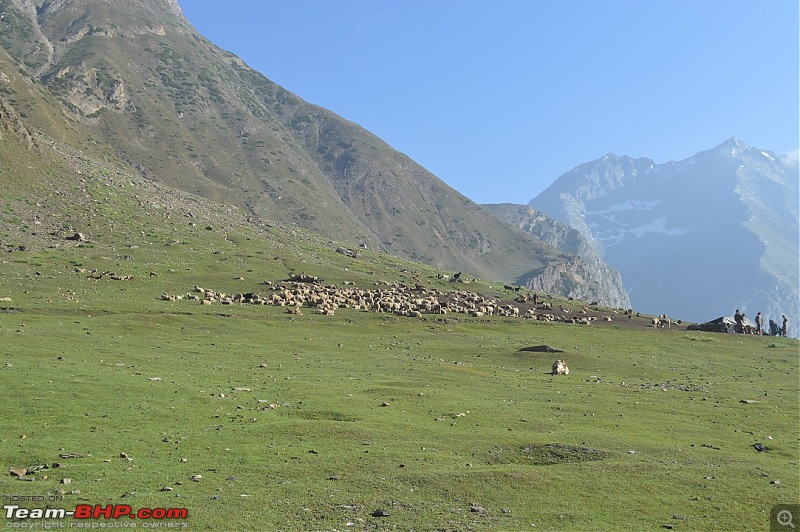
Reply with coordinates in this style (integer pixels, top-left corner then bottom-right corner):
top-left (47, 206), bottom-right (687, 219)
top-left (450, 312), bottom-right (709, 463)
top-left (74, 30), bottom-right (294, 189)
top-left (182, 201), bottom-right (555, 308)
top-left (0, 0), bottom-right (626, 304)
top-left (527, 138), bottom-right (799, 335)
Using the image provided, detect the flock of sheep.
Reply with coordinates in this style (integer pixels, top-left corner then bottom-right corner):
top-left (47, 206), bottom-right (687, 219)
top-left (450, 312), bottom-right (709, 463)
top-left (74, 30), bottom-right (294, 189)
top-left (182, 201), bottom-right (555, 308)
top-left (160, 279), bottom-right (613, 326)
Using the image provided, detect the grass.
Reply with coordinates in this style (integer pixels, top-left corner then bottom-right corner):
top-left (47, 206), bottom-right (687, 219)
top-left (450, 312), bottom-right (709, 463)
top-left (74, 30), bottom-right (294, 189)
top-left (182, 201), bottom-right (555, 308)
top-left (0, 128), bottom-right (796, 529)
top-left (0, 241), bottom-right (797, 530)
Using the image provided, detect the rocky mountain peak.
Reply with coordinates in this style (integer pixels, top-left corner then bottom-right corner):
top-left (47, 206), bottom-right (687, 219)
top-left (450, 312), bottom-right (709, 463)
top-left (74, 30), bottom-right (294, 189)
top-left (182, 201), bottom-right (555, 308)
top-left (528, 138), bottom-right (799, 335)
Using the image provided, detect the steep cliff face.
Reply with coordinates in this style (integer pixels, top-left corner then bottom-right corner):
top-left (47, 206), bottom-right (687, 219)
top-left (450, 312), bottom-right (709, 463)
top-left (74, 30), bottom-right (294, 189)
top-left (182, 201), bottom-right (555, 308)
top-left (483, 203), bottom-right (631, 308)
top-left (519, 256), bottom-right (628, 308)
top-left (0, 96), bottom-right (34, 146)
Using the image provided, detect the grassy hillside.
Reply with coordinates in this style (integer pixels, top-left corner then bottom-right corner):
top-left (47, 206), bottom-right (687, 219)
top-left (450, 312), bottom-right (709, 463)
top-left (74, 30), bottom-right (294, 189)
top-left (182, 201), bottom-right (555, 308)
top-left (0, 116), bottom-right (797, 530)
top-left (1, 238), bottom-right (797, 530)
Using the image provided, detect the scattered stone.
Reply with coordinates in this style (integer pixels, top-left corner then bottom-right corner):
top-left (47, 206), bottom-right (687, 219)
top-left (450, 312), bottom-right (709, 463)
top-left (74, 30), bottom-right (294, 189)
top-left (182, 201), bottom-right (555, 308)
top-left (753, 443), bottom-right (770, 453)
top-left (28, 464), bottom-right (49, 474)
top-left (59, 453), bottom-right (90, 459)
top-left (740, 399), bottom-right (758, 404)
top-left (66, 233), bottom-right (86, 242)
top-left (381, 402), bottom-right (390, 407)
top-left (371, 509), bottom-right (390, 517)
top-left (771, 480), bottom-right (782, 485)
top-left (148, 377), bottom-right (161, 381)
top-left (9, 467), bottom-right (26, 478)
top-left (470, 503), bottom-right (486, 513)
top-left (233, 387), bottom-right (251, 392)
top-left (60, 478), bottom-right (72, 485)
top-left (120, 452), bottom-right (132, 461)
top-left (160, 486), bottom-right (173, 492)
top-left (191, 475), bottom-right (202, 482)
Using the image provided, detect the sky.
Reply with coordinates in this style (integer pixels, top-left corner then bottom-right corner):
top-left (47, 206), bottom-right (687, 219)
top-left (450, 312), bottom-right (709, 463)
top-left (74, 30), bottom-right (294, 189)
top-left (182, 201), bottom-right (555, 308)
top-left (178, 0), bottom-right (799, 204)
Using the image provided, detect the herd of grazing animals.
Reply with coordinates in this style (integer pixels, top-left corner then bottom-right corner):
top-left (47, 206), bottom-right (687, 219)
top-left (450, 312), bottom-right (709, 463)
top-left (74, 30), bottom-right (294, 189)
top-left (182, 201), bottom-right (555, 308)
top-left (164, 281), bottom-right (521, 318)
top-left (159, 276), bottom-right (618, 325)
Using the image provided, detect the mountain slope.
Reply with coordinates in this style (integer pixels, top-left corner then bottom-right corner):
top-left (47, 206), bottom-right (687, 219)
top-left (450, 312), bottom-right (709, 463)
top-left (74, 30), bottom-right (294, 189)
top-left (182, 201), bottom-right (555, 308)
top-left (528, 138), bottom-right (799, 335)
top-left (0, 0), bottom-right (623, 292)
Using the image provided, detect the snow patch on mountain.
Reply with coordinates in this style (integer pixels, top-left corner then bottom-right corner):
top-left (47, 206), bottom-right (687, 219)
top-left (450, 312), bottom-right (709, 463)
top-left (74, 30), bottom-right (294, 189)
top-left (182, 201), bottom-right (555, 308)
top-left (589, 216), bottom-right (690, 246)
top-left (587, 199), bottom-right (662, 213)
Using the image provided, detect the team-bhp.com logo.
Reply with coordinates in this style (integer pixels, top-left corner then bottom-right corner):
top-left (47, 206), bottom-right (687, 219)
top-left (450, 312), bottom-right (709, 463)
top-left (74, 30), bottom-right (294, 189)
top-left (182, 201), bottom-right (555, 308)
top-left (5, 503), bottom-right (188, 522)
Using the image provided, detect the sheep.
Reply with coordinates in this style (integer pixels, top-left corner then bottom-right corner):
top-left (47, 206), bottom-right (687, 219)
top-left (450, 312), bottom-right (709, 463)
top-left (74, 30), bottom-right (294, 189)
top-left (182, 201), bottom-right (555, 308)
top-left (172, 280), bottom-right (624, 331)
top-left (552, 360), bottom-right (570, 375)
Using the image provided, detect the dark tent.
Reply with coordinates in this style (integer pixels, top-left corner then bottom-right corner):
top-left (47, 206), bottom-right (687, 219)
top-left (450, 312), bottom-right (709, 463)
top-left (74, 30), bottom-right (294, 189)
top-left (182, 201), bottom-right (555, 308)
top-left (687, 316), bottom-right (757, 333)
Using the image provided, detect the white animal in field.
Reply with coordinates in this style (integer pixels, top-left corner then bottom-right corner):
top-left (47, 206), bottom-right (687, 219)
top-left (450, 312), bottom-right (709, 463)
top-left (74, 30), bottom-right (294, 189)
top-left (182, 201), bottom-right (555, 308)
top-left (552, 360), bottom-right (570, 375)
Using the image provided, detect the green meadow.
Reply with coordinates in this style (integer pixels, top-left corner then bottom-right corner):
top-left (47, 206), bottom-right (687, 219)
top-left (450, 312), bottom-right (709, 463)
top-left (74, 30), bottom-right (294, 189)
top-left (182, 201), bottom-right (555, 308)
top-left (0, 227), bottom-right (797, 531)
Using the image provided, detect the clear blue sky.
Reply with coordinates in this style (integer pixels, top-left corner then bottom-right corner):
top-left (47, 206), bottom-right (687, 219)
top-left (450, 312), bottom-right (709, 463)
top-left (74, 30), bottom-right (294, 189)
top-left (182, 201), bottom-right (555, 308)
top-left (178, 0), bottom-right (799, 204)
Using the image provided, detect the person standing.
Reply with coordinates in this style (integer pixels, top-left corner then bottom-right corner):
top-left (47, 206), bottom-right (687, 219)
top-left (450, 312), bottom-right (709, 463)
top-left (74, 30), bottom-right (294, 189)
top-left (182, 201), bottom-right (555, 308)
top-left (755, 312), bottom-right (763, 335)
top-left (781, 315), bottom-right (788, 337)
top-left (734, 309), bottom-right (743, 334)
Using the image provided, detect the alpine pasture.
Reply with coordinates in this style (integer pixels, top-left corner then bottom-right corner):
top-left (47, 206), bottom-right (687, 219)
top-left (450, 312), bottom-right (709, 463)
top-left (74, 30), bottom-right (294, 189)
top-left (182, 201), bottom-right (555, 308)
top-left (0, 216), bottom-right (797, 531)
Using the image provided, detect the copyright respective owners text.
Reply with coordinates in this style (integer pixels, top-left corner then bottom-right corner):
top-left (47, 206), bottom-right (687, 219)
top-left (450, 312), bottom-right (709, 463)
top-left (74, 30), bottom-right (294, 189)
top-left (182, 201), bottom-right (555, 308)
top-left (3, 495), bottom-right (189, 529)
top-left (773, 504), bottom-right (800, 531)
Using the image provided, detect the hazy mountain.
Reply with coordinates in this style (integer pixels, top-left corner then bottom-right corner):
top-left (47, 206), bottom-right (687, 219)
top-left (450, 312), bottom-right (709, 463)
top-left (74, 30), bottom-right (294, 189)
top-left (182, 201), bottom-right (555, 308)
top-left (0, 0), bottom-right (628, 302)
top-left (528, 138), bottom-right (799, 335)
top-left (482, 204), bottom-right (630, 308)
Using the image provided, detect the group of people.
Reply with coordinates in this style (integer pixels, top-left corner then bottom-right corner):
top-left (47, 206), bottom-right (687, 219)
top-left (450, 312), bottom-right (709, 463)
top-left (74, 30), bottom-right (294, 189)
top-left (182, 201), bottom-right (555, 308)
top-left (735, 309), bottom-right (788, 337)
